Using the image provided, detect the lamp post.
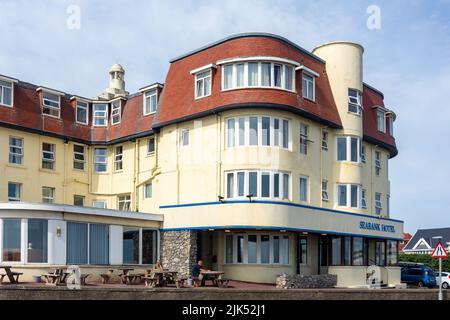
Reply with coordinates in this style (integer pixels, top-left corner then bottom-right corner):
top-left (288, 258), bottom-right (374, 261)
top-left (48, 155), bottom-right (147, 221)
top-left (432, 236), bottom-right (443, 301)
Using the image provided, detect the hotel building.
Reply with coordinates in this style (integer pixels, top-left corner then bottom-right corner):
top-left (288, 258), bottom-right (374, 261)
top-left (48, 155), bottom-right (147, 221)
top-left (0, 33), bottom-right (403, 287)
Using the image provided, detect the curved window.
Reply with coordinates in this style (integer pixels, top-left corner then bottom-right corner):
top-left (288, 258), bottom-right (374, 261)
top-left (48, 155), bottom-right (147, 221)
top-left (221, 62), bottom-right (295, 91)
top-left (226, 116), bottom-right (289, 149)
top-left (336, 136), bottom-right (361, 163)
top-left (225, 170), bottom-right (290, 200)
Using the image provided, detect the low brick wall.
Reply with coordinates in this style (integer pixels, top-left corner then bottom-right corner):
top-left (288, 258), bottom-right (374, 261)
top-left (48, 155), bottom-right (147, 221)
top-left (276, 274), bottom-right (337, 289)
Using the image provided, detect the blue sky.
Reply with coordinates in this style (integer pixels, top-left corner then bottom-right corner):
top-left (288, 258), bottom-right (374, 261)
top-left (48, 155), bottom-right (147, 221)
top-left (1, 0), bottom-right (449, 233)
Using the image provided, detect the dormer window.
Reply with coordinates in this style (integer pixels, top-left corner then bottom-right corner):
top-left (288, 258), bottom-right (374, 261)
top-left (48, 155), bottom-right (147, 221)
top-left (302, 73), bottom-right (315, 101)
top-left (144, 89), bottom-right (157, 115)
top-left (348, 89), bottom-right (362, 115)
top-left (93, 103), bottom-right (108, 126)
top-left (195, 70), bottom-right (211, 99)
top-left (75, 100), bottom-right (89, 125)
top-left (42, 91), bottom-right (61, 118)
top-left (376, 109), bottom-right (386, 132)
top-left (0, 79), bottom-right (13, 107)
top-left (111, 100), bottom-right (121, 125)
top-left (219, 58), bottom-right (297, 92)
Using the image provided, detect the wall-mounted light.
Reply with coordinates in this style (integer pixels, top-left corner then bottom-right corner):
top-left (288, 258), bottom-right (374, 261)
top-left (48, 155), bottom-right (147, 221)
top-left (217, 195), bottom-right (225, 203)
top-left (246, 194), bottom-right (254, 202)
top-left (56, 226), bottom-right (62, 238)
top-left (224, 230), bottom-right (231, 233)
top-left (280, 229), bottom-right (286, 233)
top-left (302, 232), bottom-right (308, 235)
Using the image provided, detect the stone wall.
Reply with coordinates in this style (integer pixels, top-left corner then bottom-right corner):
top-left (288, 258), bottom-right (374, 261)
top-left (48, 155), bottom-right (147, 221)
top-left (160, 230), bottom-right (197, 278)
top-left (276, 273), bottom-right (337, 289)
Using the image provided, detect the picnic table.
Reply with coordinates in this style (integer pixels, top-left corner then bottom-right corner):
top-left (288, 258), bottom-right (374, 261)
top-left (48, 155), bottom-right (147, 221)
top-left (143, 270), bottom-right (183, 288)
top-left (201, 271), bottom-right (228, 287)
top-left (117, 268), bottom-right (143, 285)
top-left (0, 266), bottom-right (23, 284)
top-left (100, 269), bottom-right (115, 284)
top-left (42, 268), bottom-right (68, 286)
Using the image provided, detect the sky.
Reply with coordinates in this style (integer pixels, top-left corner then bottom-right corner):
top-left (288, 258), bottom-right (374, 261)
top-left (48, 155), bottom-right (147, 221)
top-left (1, 0), bottom-right (449, 233)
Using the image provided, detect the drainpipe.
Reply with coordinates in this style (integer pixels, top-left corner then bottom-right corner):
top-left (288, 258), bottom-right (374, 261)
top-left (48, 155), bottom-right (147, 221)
top-left (134, 140), bottom-right (139, 211)
top-left (216, 113), bottom-right (222, 199)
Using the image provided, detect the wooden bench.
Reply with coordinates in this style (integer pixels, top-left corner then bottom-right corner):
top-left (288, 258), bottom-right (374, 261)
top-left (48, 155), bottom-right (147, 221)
top-left (100, 274), bottom-right (111, 284)
top-left (192, 276), bottom-right (202, 287)
top-left (79, 274), bottom-right (90, 286)
top-left (0, 267), bottom-right (23, 284)
top-left (124, 273), bottom-right (143, 285)
top-left (42, 273), bottom-right (61, 286)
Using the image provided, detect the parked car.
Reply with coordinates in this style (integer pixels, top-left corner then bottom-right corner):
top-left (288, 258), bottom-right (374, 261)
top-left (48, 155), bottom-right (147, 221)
top-left (436, 271), bottom-right (450, 289)
top-left (400, 263), bottom-right (437, 288)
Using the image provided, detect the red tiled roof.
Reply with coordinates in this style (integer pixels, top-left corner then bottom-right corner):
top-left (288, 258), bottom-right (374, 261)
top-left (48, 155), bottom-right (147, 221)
top-left (0, 34), bottom-right (397, 156)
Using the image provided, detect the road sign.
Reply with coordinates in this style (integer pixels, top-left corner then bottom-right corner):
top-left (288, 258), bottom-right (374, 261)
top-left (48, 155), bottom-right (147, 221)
top-left (432, 241), bottom-right (449, 259)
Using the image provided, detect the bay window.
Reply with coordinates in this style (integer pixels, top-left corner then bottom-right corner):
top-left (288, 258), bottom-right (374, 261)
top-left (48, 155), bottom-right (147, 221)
top-left (375, 192), bottom-right (382, 215)
top-left (337, 184), bottom-right (362, 208)
top-left (226, 116), bottom-right (289, 149)
top-left (221, 61), bottom-right (295, 91)
top-left (118, 194), bottom-right (131, 211)
top-left (322, 180), bottom-right (329, 201)
top-left (375, 151), bottom-right (381, 176)
top-left (226, 170), bottom-right (290, 200)
top-left (336, 136), bottom-right (361, 163)
top-left (299, 176), bottom-right (308, 202)
top-left (225, 233), bottom-right (289, 264)
top-left (114, 146), bottom-right (123, 171)
top-left (299, 124), bottom-right (308, 154)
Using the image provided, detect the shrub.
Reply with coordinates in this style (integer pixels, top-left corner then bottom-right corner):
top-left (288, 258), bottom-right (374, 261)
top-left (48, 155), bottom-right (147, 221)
top-left (399, 253), bottom-right (450, 272)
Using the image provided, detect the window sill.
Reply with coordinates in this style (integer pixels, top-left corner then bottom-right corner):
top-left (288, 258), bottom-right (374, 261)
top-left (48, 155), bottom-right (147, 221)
top-left (335, 161), bottom-right (362, 167)
top-left (93, 172), bottom-right (109, 175)
top-left (143, 111), bottom-right (157, 116)
top-left (42, 114), bottom-right (61, 120)
top-left (0, 103), bottom-right (13, 108)
top-left (194, 93), bottom-right (211, 101)
top-left (39, 168), bottom-right (59, 174)
top-left (347, 111), bottom-right (362, 117)
top-left (75, 121), bottom-right (89, 126)
top-left (225, 145), bottom-right (290, 151)
top-left (6, 163), bottom-right (26, 170)
top-left (146, 152), bottom-right (155, 157)
top-left (303, 97), bottom-right (316, 103)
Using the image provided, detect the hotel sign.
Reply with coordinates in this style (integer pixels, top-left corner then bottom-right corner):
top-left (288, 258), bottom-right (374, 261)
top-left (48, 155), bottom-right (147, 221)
top-left (359, 221), bottom-right (396, 233)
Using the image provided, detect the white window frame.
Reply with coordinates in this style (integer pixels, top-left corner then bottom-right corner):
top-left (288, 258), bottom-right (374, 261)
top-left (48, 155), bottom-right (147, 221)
top-left (114, 145), bottom-right (123, 171)
top-left (73, 195), bottom-right (85, 206)
top-left (223, 233), bottom-right (290, 265)
top-left (75, 100), bottom-right (89, 125)
top-left (225, 170), bottom-right (290, 201)
top-left (336, 136), bottom-right (361, 163)
top-left (361, 144), bottom-right (366, 163)
top-left (361, 189), bottom-right (367, 209)
top-left (42, 186), bottom-right (55, 203)
top-left (111, 100), bottom-right (121, 125)
top-left (92, 200), bottom-right (107, 209)
top-left (180, 129), bottom-right (189, 147)
top-left (9, 136), bottom-right (23, 165)
top-left (348, 88), bottom-right (362, 115)
top-left (377, 110), bottom-right (386, 133)
top-left (8, 182), bottom-right (21, 201)
top-left (118, 194), bottom-right (132, 211)
top-left (220, 61), bottom-right (296, 93)
top-left (144, 183), bottom-right (152, 199)
top-left (299, 175), bottom-right (309, 203)
top-left (94, 148), bottom-right (108, 173)
top-left (225, 116), bottom-right (290, 150)
top-left (375, 151), bottom-right (381, 176)
top-left (322, 180), bottom-right (329, 202)
top-left (93, 103), bottom-right (108, 127)
top-left (42, 143), bottom-right (55, 170)
top-left (194, 70), bottom-right (212, 99)
top-left (375, 192), bottom-right (382, 215)
top-left (299, 124), bottom-right (309, 155)
top-left (0, 79), bottom-right (14, 107)
top-left (302, 72), bottom-right (315, 101)
top-left (73, 144), bottom-right (85, 171)
top-left (42, 91), bottom-right (61, 118)
top-left (147, 137), bottom-right (156, 155)
top-left (143, 89), bottom-right (158, 115)
top-left (336, 183), bottom-right (362, 209)
top-left (321, 131), bottom-right (328, 150)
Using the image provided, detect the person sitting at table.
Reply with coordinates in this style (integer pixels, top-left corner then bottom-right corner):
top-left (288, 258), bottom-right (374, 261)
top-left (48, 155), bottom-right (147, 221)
top-left (192, 260), bottom-right (209, 287)
top-left (153, 259), bottom-right (164, 272)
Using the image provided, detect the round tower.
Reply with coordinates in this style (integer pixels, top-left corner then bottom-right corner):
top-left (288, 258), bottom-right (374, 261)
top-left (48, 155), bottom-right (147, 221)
top-left (96, 63), bottom-right (129, 100)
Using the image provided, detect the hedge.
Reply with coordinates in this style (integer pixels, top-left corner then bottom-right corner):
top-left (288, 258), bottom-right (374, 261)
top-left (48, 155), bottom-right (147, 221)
top-left (399, 253), bottom-right (450, 272)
